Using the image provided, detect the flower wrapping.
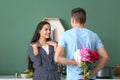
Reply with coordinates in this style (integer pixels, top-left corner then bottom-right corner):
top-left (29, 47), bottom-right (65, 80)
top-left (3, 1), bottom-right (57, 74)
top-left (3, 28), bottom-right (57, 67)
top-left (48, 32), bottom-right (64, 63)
top-left (74, 47), bottom-right (99, 80)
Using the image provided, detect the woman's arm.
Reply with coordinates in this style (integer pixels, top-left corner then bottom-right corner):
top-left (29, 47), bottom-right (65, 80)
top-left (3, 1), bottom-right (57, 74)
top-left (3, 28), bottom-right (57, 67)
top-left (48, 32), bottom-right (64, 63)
top-left (31, 42), bottom-right (41, 56)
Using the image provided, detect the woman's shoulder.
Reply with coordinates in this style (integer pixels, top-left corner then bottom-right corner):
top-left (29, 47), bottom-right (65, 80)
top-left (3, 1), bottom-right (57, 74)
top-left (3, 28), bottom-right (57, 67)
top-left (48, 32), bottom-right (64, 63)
top-left (29, 42), bottom-right (37, 47)
top-left (48, 45), bottom-right (54, 49)
top-left (28, 44), bottom-right (33, 51)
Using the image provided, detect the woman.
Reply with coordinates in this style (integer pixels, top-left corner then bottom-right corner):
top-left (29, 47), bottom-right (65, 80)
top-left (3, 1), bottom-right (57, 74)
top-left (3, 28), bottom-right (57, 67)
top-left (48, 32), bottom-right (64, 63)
top-left (28, 21), bottom-right (60, 80)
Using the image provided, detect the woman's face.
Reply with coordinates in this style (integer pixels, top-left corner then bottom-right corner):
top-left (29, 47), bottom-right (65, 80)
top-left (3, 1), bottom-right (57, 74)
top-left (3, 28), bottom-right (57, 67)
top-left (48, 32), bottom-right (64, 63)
top-left (39, 24), bottom-right (51, 39)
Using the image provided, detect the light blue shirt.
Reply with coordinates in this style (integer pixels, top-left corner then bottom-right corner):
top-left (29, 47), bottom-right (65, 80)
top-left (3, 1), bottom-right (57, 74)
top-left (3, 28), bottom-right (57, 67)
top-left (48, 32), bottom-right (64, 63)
top-left (58, 28), bottom-right (103, 80)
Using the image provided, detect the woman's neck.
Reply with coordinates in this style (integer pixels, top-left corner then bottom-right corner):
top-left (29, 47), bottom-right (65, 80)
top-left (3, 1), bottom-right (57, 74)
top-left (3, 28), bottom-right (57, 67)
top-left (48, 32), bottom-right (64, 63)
top-left (38, 38), bottom-right (47, 46)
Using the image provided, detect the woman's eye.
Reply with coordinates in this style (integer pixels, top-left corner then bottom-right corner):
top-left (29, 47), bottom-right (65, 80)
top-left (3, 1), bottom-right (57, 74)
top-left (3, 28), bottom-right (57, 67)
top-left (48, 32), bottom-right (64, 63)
top-left (45, 28), bottom-right (48, 31)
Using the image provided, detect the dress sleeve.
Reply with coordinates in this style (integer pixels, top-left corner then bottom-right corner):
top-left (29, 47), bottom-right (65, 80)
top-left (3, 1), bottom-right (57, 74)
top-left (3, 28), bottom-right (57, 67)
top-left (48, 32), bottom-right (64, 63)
top-left (28, 45), bottom-right (42, 65)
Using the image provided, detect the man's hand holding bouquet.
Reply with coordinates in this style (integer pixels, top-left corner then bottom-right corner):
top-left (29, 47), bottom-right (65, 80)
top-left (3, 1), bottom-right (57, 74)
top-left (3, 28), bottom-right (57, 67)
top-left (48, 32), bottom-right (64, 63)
top-left (74, 47), bottom-right (99, 80)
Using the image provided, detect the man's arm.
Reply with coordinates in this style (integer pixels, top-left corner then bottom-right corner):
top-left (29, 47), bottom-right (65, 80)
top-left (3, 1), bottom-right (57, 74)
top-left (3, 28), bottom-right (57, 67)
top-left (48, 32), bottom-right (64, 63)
top-left (54, 45), bottom-right (78, 65)
top-left (90, 47), bottom-right (110, 78)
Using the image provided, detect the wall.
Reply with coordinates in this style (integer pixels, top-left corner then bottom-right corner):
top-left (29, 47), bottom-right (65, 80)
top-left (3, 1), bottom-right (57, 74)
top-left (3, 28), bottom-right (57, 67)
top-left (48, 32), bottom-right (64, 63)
top-left (0, 0), bottom-right (120, 75)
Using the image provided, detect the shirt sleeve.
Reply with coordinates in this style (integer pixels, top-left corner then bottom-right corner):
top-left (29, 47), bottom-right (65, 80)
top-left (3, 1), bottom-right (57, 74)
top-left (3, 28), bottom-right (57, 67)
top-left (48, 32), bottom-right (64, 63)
top-left (58, 32), bottom-right (67, 48)
top-left (95, 34), bottom-right (104, 49)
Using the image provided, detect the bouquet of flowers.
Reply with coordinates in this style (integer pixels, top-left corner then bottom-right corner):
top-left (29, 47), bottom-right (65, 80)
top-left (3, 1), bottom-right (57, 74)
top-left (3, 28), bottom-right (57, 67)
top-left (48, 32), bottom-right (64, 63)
top-left (74, 47), bottom-right (99, 80)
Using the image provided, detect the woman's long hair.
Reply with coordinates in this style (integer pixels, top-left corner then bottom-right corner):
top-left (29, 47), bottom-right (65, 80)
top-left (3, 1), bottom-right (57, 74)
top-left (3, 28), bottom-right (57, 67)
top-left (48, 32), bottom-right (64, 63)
top-left (28, 21), bottom-right (51, 72)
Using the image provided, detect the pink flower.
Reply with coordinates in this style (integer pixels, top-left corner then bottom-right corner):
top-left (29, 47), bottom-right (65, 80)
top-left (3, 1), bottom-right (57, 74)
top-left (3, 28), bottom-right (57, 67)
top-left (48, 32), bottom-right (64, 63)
top-left (80, 47), bottom-right (99, 62)
top-left (73, 47), bottom-right (99, 80)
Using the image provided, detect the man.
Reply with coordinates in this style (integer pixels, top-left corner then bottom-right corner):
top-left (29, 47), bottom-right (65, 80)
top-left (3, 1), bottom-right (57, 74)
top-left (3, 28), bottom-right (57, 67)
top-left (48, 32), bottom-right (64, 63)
top-left (54, 7), bottom-right (110, 80)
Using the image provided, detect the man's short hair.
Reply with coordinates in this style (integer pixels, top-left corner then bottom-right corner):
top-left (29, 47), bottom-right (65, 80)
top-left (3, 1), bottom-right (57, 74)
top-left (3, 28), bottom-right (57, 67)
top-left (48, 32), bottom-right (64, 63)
top-left (71, 8), bottom-right (86, 24)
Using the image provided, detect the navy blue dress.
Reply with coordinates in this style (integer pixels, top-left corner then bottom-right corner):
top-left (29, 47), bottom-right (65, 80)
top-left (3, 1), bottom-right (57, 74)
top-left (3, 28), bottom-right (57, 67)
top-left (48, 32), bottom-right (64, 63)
top-left (28, 45), bottom-right (60, 80)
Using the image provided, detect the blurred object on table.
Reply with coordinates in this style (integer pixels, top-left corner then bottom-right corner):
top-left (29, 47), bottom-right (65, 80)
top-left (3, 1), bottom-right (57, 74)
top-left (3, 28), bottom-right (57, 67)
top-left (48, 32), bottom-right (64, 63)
top-left (115, 64), bottom-right (120, 77)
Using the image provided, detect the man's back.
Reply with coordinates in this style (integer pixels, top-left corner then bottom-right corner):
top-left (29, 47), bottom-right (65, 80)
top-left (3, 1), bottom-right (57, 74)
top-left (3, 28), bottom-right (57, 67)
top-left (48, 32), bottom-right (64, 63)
top-left (55, 7), bottom-right (109, 80)
top-left (58, 27), bottom-right (103, 80)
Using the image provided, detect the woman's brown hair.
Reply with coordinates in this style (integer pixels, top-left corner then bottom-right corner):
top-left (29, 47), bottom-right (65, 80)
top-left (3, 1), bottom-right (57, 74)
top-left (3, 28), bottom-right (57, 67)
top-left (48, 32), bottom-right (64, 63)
top-left (28, 21), bottom-right (51, 72)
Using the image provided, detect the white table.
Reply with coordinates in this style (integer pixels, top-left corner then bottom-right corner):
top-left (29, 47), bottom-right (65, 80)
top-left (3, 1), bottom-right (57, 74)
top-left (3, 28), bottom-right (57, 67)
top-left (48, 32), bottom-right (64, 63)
top-left (0, 75), bottom-right (120, 80)
top-left (0, 75), bottom-right (66, 80)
